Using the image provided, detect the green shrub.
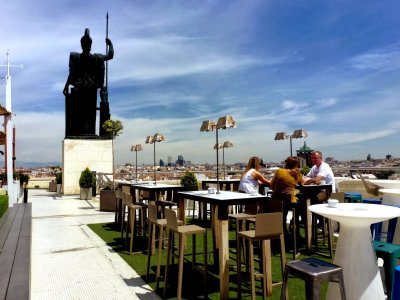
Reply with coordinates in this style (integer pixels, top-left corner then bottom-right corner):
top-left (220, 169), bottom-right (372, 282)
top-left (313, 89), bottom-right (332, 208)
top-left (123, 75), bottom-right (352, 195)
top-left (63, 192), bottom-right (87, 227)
top-left (0, 195), bottom-right (8, 219)
top-left (301, 165), bottom-right (311, 175)
top-left (56, 172), bottom-right (62, 184)
top-left (180, 171), bottom-right (199, 191)
top-left (79, 167), bottom-right (95, 188)
top-left (16, 173), bottom-right (30, 187)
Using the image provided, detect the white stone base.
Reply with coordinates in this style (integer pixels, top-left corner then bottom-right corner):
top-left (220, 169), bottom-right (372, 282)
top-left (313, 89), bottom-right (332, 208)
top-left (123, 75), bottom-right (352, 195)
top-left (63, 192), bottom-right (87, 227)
top-left (62, 139), bottom-right (113, 195)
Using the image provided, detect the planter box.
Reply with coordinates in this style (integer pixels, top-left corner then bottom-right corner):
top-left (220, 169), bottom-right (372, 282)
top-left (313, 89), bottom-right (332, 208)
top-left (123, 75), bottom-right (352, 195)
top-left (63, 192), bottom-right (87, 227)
top-left (100, 190), bottom-right (116, 211)
top-left (80, 187), bottom-right (92, 200)
top-left (49, 181), bottom-right (57, 192)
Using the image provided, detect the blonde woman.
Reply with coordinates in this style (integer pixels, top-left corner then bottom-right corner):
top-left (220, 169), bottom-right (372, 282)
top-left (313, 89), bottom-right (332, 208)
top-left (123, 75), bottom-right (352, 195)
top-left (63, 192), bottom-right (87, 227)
top-left (239, 156), bottom-right (271, 194)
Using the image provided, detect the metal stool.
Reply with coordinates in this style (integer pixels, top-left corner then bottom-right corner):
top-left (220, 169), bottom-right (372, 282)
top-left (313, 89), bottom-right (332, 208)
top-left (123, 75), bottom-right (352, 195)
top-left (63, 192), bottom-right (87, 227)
top-left (237, 212), bottom-right (286, 299)
top-left (344, 192), bottom-right (362, 203)
top-left (280, 258), bottom-right (346, 300)
top-left (362, 198), bottom-right (382, 237)
top-left (392, 266), bottom-right (400, 300)
top-left (374, 239), bottom-right (400, 300)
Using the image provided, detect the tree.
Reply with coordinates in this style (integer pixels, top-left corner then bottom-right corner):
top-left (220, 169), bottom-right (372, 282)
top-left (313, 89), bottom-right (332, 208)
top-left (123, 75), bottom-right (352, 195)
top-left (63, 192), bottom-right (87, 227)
top-left (102, 119), bottom-right (123, 189)
top-left (386, 154), bottom-right (392, 160)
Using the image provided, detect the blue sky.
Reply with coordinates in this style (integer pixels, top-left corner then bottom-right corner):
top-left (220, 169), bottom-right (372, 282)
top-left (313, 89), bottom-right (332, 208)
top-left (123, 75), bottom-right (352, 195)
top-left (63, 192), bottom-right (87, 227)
top-left (1, 0), bottom-right (400, 165)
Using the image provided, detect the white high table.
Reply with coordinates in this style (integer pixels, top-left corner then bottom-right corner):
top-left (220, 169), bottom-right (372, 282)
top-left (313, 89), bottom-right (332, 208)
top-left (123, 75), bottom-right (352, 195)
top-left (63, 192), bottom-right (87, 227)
top-left (309, 203), bottom-right (400, 300)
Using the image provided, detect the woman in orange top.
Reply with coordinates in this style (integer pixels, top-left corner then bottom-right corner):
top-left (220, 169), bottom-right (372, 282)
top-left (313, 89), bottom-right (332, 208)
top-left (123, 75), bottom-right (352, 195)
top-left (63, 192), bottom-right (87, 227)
top-left (270, 156), bottom-right (306, 245)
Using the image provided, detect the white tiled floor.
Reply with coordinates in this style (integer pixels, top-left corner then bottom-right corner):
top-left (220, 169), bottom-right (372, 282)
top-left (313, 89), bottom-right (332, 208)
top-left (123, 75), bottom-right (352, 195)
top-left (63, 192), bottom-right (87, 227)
top-left (29, 189), bottom-right (160, 300)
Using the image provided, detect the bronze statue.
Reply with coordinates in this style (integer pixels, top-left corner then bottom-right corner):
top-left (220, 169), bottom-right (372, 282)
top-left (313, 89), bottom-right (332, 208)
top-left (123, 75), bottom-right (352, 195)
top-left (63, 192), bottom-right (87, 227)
top-left (63, 28), bottom-right (114, 138)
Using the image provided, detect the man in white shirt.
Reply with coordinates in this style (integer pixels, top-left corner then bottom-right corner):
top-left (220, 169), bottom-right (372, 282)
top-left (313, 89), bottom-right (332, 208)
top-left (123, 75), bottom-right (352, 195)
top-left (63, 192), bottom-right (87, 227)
top-left (303, 150), bottom-right (335, 203)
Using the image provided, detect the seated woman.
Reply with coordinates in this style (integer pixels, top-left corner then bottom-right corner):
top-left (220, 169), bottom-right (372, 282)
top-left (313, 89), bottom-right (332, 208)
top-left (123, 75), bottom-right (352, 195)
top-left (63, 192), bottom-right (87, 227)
top-left (239, 156), bottom-right (271, 213)
top-left (270, 157), bottom-right (306, 245)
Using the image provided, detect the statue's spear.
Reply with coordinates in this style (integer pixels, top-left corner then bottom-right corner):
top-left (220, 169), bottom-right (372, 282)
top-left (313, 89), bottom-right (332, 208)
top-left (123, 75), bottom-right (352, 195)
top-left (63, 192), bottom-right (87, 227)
top-left (105, 12), bottom-right (109, 89)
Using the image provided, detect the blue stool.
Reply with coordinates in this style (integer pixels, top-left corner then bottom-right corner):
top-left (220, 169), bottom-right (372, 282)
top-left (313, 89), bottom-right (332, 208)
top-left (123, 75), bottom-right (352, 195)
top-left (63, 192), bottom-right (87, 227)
top-left (344, 192), bottom-right (362, 203)
top-left (363, 199), bottom-right (383, 237)
top-left (392, 266), bottom-right (400, 300)
top-left (363, 198), bottom-right (382, 205)
top-left (373, 204), bottom-right (400, 300)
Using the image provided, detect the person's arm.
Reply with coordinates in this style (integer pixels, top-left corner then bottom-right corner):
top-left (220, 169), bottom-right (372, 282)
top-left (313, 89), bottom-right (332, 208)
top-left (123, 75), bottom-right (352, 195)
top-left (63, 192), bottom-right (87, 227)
top-left (104, 38), bottom-right (114, 61)
top-left (63, 75), bottom-right (71, 95)
top-left (270, 172), bottom-right (277, 190)
top-left (253, 170), bottom-right (271, 186)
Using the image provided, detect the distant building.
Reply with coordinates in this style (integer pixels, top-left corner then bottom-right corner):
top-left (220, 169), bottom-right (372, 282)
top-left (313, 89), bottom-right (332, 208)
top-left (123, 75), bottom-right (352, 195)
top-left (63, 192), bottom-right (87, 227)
top-left (159, 159), bottom-right (165, 167)
top-left (296, 141), bottom-right (313, 167)
top-left (168, 156), bottom-right (172, 167)
top-left (176, 154), bottom-right (185, 167)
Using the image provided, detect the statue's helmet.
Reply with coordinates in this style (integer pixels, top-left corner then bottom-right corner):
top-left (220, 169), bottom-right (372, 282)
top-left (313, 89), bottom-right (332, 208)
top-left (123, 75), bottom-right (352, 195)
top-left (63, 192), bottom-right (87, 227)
top-left (80, 28), bottom-right (92, 51)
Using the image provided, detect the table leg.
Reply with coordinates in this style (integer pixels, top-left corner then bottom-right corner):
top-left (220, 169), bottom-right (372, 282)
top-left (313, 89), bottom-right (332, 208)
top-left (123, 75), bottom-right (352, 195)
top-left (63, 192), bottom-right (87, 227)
top-left (216, 205), bottom-right (230, 299)
top-left (327, 224), bottom-right (385, 300)
top-left (305, 198), bottom-right (312, 251)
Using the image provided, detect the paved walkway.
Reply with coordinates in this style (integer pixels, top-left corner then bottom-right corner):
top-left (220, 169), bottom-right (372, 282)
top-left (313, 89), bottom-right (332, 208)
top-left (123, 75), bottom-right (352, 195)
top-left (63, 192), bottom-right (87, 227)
top-left (29, 189), bottom-right (160, 300)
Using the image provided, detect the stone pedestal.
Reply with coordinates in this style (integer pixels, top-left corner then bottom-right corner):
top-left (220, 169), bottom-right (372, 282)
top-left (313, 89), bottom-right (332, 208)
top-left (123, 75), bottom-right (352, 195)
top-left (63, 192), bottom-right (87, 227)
top-left (62, 139), bottom-right (113, 195)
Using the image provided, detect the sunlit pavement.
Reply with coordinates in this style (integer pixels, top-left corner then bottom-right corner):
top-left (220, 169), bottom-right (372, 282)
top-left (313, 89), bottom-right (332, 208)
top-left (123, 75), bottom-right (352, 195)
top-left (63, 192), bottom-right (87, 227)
top-left (29, 189), bottom-right (160, 300)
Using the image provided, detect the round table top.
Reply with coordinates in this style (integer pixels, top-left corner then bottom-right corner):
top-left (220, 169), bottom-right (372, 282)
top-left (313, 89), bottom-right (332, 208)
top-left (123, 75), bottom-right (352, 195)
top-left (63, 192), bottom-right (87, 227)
top-left (309, 203), bottom-right (400, 225)
top-left (379, 188), bottom-right (400, 195)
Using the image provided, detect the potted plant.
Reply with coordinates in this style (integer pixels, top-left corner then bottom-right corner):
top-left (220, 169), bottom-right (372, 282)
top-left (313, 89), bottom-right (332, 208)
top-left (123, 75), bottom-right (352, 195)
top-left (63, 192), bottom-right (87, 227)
top-left (102, 119), bottom-right (123, 190)
top-left (99, 185), bottom-right (117, 211)
top-left (56, 172), bottom-right (62, 195)
top-left (180, 171), bottom-right (199, 191)
top-left (180, 171), bottom-right (199, 218)
top-left (15, 172), bottom-right (30, 203)
top-left (79, 167), bottom-right (95, 200)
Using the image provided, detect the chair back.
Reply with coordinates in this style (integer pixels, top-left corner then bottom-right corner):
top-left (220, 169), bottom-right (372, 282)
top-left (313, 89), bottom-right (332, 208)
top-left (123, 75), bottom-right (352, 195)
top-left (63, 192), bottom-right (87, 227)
top-left (148, 203), bottom-right (158, 222)
top-left (330, 192), bottom-right (345, 203)
top-left (255, 212), bottom-right (283, 237)
top-left (122, 185), bottom-right (131, 195)
top-left (359, 173), bottom-right (381, 196)
top-left (165, 208), bottom-right (179, 231)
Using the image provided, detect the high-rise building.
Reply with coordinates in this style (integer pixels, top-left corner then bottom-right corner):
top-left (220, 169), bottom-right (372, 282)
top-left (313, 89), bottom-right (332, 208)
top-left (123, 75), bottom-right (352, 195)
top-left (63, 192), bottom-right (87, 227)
top-left (176, 154), bottom-right (185, 166)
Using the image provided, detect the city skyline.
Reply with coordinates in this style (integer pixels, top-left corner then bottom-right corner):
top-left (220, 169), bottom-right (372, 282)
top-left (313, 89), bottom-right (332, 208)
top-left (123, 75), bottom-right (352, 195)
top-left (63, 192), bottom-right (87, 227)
top-left (1, 1), bottom-right (400, 165)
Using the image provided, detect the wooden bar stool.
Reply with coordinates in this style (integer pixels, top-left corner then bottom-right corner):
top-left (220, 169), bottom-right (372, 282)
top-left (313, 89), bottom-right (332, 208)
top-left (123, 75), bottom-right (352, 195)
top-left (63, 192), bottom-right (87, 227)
top-left (237, 212), bottom-right (286, 299)
top-left (163, 208), bottom-right (208, 300)
top-left (122, 193), bottom-right (148, 254)
top-left (146, 203), bottom-right (182, 290)
top-left (280, 258), bottom-right (346, 300)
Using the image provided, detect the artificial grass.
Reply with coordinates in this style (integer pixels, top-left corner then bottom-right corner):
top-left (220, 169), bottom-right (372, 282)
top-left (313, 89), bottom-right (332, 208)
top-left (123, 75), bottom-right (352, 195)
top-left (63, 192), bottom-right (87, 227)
top-left (88, 219), bottom-right (331, 299)
top-left (0, 195), bottom-right (8, 219)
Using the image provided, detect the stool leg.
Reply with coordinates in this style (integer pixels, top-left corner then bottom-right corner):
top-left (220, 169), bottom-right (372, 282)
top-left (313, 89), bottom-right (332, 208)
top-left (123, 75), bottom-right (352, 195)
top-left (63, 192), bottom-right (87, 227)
top-left (305, 278), bottom-right (319, 300)
top-left (125, 209), bottom-right (131, 246)
top-left (280, 268), bottom-right (289, 300)
top-left (249, 240), bottom-right (256, 300)
top-left (237, 234), bottom-right (242, 299)
top-left (292, 207), bottom-right (297, 260)
top-left (163, 231), bottom-right (173, 298)
top-left (327, 219), bottom-right (334, 258)
top-left (279, 234), bottom-right (288, 300)
top-left (120, 205), bottom-right (125, 241)
top-left (203, 231), bottom-right (208, 299)
top-left (156, 224), bottom-right (164, 291)
top-left (338, 271), bottom-right (347, 300)
top-left (387, 255), bottom-right (398, 300)
top-left (264, 240), bottom-right (273, 296)
top-left (146, 222), bottom-right (154, 280)
top-left (177, 234), bottom-right (185, 300)
top-left (129, 209), bottom-right (136, 254)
